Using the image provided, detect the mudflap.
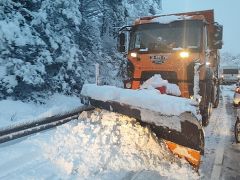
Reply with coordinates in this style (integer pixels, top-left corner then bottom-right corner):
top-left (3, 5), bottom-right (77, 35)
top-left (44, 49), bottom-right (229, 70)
top-left (82, 97), bottom-right (204, 168)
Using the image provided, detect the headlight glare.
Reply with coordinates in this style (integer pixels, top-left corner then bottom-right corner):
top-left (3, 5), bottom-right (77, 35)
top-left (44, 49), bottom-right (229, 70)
top-left (179, 51), bottom-right (190, 58)
top-left (130, 52), bottom-right (137, 58)
top-left (206, 62), bottom-right (211, 66)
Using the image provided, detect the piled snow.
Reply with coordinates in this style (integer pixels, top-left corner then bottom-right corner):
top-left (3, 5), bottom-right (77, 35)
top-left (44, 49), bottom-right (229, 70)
top-left (81, 84), bottom-right (198, 117)
top-left (0, 94), bottom-right (81, 128)
top-left (43, 109), bottom-right (198, 179)
top-left (140, 74), bottom-right (181, 96)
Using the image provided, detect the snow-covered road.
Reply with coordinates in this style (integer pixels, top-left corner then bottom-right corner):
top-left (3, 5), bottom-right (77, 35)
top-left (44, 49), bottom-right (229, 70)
top-left (0, 86), bottom-right (239, 179)
top-left (218, 87), bottom-right (240, 180)
top-left (200, 86), bottom-right (239, 179)
top-left (0, 130), bottom-right (61, 179)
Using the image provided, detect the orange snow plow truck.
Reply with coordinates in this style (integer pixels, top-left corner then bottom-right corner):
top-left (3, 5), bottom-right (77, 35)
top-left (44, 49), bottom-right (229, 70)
top-left (118, 10), bottom-right (222, 165)
top-left (81, 10), bottom-right (222, 168)
top-left (119, 10), bottom-right (223, 126)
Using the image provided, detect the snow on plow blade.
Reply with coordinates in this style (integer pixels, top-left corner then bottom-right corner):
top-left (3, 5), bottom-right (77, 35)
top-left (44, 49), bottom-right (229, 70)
top-left (81, 84), bottom-right (204, 167)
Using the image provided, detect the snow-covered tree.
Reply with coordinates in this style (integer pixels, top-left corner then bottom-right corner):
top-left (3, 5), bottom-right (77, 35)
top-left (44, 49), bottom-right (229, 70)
top-left (0, 0), bottom-right (162, 100)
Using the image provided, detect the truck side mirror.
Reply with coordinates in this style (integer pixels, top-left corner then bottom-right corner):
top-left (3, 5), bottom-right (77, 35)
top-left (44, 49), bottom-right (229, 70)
top-left (118, 33), bottom-right (126, 52)
top-left (211, 23), bottom-right (223, 49)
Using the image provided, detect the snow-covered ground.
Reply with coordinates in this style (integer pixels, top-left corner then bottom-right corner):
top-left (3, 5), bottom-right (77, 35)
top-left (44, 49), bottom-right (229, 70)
top-left (0, 130), bottom-right (60, 179)
top-left (0, 93), bottom-right (198, 179)
top-left (0, 86), bottom-right (238, 179)
top-left (0, 94), bottom-right (82, 129)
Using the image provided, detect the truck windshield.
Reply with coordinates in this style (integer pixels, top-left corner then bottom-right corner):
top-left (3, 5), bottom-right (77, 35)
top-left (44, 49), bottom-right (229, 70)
top-left (129, 21), bottom-right (203, 53)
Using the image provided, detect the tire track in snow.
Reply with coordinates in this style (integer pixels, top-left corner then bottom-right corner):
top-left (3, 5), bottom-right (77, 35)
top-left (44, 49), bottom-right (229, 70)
top-left (219, 90), bottom-right (240, 179)
top-left (201, 86), bottom-right (234, 179)
top-left (210, 95), bottom-right (230, 180)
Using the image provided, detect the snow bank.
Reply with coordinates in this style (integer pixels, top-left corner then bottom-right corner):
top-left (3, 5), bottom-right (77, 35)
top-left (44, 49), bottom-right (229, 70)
top-left (43, 109), bottom-right (198, 179)
top-left (81, 84), bottom-right (198, 117)
top-left (140, 74), bottom-right (181, 96)
top-left (0, 94), bottom-right (81, 128)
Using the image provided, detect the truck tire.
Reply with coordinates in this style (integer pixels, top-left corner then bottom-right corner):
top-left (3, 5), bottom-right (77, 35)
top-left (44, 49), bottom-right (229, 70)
top-left (201, 69), bottom-right (214, 126)
top-left (235, 118), bottom-right (240, 143)
top-left (202, 99), bottom-right (212, 126)
top-left (201, 81), bottom-right (213, 126)
top-left (212, 85), bottom-right (220, 108)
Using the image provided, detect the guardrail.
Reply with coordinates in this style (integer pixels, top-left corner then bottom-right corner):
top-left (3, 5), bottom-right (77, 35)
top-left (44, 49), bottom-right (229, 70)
top-left (0, 105), bottom-right (94, 144)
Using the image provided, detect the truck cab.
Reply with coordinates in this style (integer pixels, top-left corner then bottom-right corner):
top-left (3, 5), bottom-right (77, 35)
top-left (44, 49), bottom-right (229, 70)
top-left (119, 10), bottom-right (223, 125)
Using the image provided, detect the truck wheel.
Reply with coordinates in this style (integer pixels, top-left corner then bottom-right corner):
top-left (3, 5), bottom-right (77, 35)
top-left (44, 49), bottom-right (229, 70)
top-left (202, 99), bottom-right (212, 126)
top-left (212, 86), bottom-right (220, 108)
top-left (235, 118), bottom-right (240, 143)
top-left (201, 81), bottom-right (213, 126)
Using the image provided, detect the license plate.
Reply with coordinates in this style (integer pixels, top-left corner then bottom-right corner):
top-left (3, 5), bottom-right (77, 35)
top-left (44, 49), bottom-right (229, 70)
top-left (150, 55), bottom-right (168, 64)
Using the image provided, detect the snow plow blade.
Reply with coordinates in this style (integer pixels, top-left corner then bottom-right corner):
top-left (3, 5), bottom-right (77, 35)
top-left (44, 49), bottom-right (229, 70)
top-left (81, 84), bottom-right (204, 167)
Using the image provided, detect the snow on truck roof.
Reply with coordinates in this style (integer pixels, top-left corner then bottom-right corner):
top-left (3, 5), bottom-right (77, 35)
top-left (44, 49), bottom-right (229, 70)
top-left (134, 9), bottom-right (214, 25)
top-left (135, 15), bottom-right (193, 25)
top-left (152, 15), bottom-right (193, 24)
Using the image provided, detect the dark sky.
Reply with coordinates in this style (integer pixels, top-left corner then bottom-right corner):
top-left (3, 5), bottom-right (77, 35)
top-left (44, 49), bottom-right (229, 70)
top-left (163, 0), bottom-right (240, 55)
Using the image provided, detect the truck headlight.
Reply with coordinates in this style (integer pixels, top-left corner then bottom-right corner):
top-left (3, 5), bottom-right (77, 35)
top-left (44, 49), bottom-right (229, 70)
top-left (130, 52), bottom-right (137, 58)
top-left (125, 82), bottom-right (132, 89)
top-left (179, 51), bottom-right (189, 58)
